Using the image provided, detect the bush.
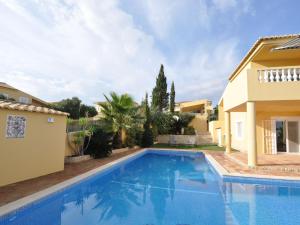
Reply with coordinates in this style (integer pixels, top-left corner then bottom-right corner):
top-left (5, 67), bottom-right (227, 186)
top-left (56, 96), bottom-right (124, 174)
top-left (152, 112), bottom-right (195, 135)
top-left (112, 131), bottom-right (122, 149)
top-left (85, 125), bottom-right (114, 158)
top-left (152, 111), bottom-right (174, 135)
top-left (172, 113), bottom-right (195, 134)
top-left (184, 126), bottom-right (196, 135)
top-left (125, 128), bottom-right (136, 148)
top-left (125, 125), bottom-right (144, 148)
top-left (141, 126), bottom-right (153, 147)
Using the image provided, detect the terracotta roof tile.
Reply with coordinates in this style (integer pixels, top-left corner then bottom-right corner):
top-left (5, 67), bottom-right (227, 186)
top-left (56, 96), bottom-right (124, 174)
top-left (0, 100), bottom-right (69, 116)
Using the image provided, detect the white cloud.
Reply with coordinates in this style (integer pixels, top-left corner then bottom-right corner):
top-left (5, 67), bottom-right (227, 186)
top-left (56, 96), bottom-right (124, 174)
top-left (0, 0), bottom-right (165, 104)
top-left (0, 0), bottom-right (252, 105)
top-left (168, 38), bottom-right (239, 103)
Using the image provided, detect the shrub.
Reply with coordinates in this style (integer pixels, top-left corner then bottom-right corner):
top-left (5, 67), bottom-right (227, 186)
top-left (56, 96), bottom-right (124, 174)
top-left (112, 131), bottom-right (122, 149)
top-left (151, 112), bottom-right (195, 135)
top-left (141, 126), bottom-right (153, 147)
top-left (171, 113), bottom-right (195, 134)
top-left (152, 111), bottom-right (174, 135)
top-left (85, 125), bottom-right (114, 158)
top-left (141, 93), bottom-right (153, 147)
top-left (184, 126), bottom-right (196, 135)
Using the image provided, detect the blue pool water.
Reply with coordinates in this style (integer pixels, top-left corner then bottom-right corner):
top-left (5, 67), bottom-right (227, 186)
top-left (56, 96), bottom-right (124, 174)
top-left (1, 150), bottom-right (300, 225)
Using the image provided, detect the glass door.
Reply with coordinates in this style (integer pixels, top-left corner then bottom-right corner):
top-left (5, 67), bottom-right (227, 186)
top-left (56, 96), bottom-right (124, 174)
top-left (276, 121), bottom-right (287, 153)
top-left (287, 121), bottom-right (300, 153)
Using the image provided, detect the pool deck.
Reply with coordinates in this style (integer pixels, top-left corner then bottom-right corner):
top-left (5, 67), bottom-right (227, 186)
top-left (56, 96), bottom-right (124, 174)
top-left (2, 148), bottom-right (300, 214)
top-left (206, 151), bottom-right (300, 179)
top-left (0, 148), bottom-right (142, 207)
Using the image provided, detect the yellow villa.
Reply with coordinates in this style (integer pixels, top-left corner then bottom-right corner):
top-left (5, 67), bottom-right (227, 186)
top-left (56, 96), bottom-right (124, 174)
top-left (175, 99), bottom-right (213, 134)
top-left (210, 34), bottom-right (300, 167)
top-left (0, 82), bottom-right (48, 107)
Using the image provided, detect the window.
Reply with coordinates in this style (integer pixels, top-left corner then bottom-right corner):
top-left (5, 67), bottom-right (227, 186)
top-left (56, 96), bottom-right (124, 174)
top-left (19, 96), bottom-right (30, 104)
top-left (0, 93), bottom-right (8, 99)
top-left (236, 121), bottom-right (243, 139)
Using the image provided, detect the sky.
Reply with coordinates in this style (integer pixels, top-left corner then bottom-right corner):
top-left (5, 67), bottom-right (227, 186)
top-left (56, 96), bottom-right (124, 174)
top-left (0, 0), bottom-right (299, 106)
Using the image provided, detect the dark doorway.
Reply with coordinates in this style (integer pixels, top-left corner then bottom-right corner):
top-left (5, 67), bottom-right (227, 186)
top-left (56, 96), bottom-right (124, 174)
top-left (276, 121), bottom-right (286, 152)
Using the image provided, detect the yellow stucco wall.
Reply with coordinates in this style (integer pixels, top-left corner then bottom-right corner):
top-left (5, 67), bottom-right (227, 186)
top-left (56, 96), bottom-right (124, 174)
top-left (0, 109), bottom-right (67, 186)
top-left (208, 120), bottom-right (223, 143)
top-left (209, 102), bottom-right (225, 144)
top-left (256, 111), bottom-right (300, 155)
top-left (223, 63), bottom-right (251, 111)
top-left (65, 133), bottom-right (75, 156)
top-left (189, 115), bottom-right (208, 134)
top-left (230, 112), bottom-right (247, 152)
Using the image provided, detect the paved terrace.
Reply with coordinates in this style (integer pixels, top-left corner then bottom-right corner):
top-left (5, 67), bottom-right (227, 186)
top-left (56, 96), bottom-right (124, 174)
top-left (208, 151), bottom-right (300, 176)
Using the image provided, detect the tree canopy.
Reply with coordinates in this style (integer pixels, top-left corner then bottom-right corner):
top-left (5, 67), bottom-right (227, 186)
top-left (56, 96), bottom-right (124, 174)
top-left (52, 97), bottom-right (97, 119)
top-left (151, 64), bottom-right (169, 111)
top-left (170, 81), bottom-right (175, 113)
top-left (141, 93), bottom-right (153, 147)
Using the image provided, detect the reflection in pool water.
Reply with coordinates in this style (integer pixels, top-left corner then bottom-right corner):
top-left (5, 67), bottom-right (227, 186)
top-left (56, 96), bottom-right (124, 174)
top-left (1, 150), bottom-right (300, 225)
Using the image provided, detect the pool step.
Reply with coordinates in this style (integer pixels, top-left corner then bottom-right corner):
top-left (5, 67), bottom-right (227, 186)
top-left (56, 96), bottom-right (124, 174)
top-left (225, 204), bottom-right (239, 225)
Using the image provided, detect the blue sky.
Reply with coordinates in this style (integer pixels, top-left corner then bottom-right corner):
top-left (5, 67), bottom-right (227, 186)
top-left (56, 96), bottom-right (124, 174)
top-left (0, 0), bottom-right (299, 105)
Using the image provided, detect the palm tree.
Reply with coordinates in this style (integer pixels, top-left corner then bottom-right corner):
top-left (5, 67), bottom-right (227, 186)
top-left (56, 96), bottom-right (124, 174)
top-left (99, 92), bottom-right (138, 147)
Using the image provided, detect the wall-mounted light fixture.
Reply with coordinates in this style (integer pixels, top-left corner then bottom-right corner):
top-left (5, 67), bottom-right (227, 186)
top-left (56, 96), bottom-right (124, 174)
top-left (48, 117), bottom-right (55, 123)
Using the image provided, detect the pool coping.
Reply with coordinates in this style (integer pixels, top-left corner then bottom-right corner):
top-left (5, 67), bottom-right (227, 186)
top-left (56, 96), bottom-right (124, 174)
top-left (2, 148), bottom-right (300, 218)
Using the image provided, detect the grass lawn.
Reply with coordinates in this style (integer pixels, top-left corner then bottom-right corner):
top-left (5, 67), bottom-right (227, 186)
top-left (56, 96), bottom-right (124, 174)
top-left (151, 143), bottom-right (225, 151)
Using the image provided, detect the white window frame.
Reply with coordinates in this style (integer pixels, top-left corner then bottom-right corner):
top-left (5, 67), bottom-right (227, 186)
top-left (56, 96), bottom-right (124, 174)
top-left (271, 116), bottom-right (300, 154)
top-left (19, 96), bottom-right (30, 104)
top-left (235, 121), bottom-right (243, 140)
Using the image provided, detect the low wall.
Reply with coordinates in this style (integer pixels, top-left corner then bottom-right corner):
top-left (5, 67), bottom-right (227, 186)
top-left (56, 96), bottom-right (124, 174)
top-left (157, 134), bottom-right (212, 145)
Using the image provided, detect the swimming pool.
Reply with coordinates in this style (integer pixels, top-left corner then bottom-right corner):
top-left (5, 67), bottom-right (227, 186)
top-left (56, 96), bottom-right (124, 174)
top-left (1, 149), bottom-right (300, 225)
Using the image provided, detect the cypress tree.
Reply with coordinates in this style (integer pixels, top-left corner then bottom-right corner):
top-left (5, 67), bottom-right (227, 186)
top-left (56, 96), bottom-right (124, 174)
top-left (142, 93), bottom-right (153, 147)
top-left (170, 81), bottom-right (175, 113)
top-left (151, 64), bottom-right (169, 111)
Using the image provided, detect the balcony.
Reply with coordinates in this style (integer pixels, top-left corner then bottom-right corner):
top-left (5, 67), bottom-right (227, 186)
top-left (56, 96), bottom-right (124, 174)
top-left (258, 67), bottom-right (300, 83)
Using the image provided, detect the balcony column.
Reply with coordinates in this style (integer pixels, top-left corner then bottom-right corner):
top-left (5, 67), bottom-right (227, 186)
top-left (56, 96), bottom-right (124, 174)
top-left (247, 101), bottom-right (257, 167)
top-left (225, 111), bottom-right (231, 154)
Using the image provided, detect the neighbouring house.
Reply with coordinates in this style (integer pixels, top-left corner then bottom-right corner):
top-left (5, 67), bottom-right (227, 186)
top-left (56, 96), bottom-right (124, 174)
top-left (209, 34), bottom-right (300, 167)
top-left (93, 101), bottom-right (106, 119)
top-left (0, 84), bottom-right (69, 187)
top-left (0, 82), bottom-right (48, 107)
top-left (175, 99), bottom-right (213, 134)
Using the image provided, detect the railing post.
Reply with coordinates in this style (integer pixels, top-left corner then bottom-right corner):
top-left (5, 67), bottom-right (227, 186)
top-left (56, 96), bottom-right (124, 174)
top-left (282, 69), bottom-right (287, 82)
top-left (287, 69), bottom-right (292, 81)
top-left (270, 70), bottom-right (274, 82)
top-left (258, 70), bottom-right (263, 83)
top-left (264, 70), bottom-right (269, 83)
top-left (276, 69), bottom-right (280, 82)
top-left (293, 68), bottom-right (298, 81)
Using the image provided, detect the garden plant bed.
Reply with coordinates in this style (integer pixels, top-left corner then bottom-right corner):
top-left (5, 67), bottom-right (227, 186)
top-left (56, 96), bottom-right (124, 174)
top-left (64, 155), bottom-right (91, 164)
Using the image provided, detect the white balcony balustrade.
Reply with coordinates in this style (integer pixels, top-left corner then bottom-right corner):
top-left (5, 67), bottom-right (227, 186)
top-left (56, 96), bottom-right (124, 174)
top-left (258, 68), bottom-right (300, 83)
